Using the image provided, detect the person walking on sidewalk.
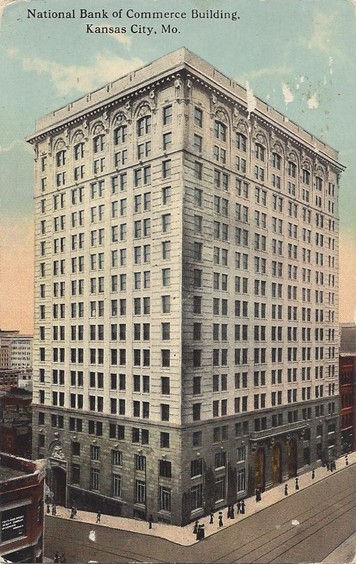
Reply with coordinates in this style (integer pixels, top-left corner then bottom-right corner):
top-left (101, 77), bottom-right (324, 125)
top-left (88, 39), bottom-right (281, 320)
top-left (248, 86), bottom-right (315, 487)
top-left (148, 514), bottom-right (153, 529)
top-left (312, 467), bottom-right (315, 480)
top-left (284, 484), bottom-right (289, 496)
top-left (255, 488), bottom-right (262, 502)
top-left (209, 512), bottom-right (214, 524)
top-left (193, 520), bottom-right (199, 535)
top-left (218, 511), bottom-right (224, 527)
top-left (230, 505), bottom-right (235, 519)
top-left (197, 524), bottom-right (205, 540)
top-left (240, 499), bottom-right (246, 514)
top-left (96, 510), bottom-right (101, 523)
top-left (54, 552), bottom-right (59, 563)
top-left (295, 477), bottom-right (299, 491)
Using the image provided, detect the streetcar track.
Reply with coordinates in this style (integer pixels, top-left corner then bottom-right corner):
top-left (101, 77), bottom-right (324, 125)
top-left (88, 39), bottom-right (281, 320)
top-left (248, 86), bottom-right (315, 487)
top-left (243, 499), bottom-right (356, 564)
top-left (46, 525), bottom-right (169, 563)
top-left (265, 504), bottom-right (356, 564)
top-left (214, 481), bottom-right (356, 563)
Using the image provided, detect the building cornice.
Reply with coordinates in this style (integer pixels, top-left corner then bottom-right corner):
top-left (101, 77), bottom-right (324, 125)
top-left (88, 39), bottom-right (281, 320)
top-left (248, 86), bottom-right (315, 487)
top-left (26, 48), bottom-right (344, 173)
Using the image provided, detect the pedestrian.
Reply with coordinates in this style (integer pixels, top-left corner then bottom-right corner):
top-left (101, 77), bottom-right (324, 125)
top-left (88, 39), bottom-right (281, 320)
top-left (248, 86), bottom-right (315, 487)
top-left (197, 524), bottom-right (205, 540)
top-left (345, 455), bottom-right (349, 466)
top-left (148, 514), bottom-right (153, 529)
top-left (230, 505), bottom-right (235, 519)
top-left (218, 511), bottom-right (223, 527)
top-left (96, 510), bottom-right (101, 523)
top-left (70, 506), bottom-right (75, 519)
top-left (255, 488), bottom-right (262, 502)
top-left (54, 552), bottom-right (59, 563)
top-left (284, 484), bottom-right (288, 496)
top-left (47, 503), bottom-right (51, 514)
top-left (236, 500), bottom-right (241, 514)
top-left (227, 505), bottom-right (231, 519)
top-left (326, 461), bottom-right (330, 471)
top-left (311, 468), bottom-right (315, 480)
top-left (193, 520), bottom-right (199, 535)
top-left (73, 504), bottom-right (78, 518)
top-left (295, 477), bottom-right (299, 491)
top-left (240, 499), bottom-right (246, 514)
top-left (52, 503), bottom-right (56, 516)
top-left (209, 512), bottom-right (214, 524)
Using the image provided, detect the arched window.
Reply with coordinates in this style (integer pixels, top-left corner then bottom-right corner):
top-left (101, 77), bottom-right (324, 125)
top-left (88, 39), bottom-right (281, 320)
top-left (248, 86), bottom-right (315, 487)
top-left (255, 143), bottom-right (265, 162)
top-left (214, 121), bottom-right (227, 142)
top-left (137, 115), bottom-right (151, 137)
top-left (236, 132), bottom-right (247, 152)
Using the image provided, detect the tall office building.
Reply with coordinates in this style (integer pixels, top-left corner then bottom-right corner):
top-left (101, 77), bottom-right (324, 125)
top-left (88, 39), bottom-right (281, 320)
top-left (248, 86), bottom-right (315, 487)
top-left (28, 48), bottom-right (343, 525)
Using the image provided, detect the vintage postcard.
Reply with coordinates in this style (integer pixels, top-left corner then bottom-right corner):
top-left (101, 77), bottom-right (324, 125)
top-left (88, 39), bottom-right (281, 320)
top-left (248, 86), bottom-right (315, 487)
top-left (0, 0), bottom-right (355, 562)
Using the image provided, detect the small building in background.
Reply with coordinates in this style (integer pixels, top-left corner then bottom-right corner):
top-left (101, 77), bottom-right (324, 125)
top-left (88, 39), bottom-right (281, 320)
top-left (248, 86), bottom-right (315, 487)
top-left (0, 453), bottom-right (45, 563)
top-left (0, 389), bottom-right (32, 459)
top-left (0, 331), bottom-right (33, 371)
top-left (339, 323), bottom-right (356, 452)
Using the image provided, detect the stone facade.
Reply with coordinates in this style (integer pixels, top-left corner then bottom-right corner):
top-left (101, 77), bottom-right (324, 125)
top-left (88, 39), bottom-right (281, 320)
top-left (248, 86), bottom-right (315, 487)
top-left (28, 48), bottom-right (342, 525)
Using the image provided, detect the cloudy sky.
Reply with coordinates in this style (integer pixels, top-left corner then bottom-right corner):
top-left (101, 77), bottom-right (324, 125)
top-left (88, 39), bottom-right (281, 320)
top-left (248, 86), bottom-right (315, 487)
top-left (0, 0), bottom-right (355, 333)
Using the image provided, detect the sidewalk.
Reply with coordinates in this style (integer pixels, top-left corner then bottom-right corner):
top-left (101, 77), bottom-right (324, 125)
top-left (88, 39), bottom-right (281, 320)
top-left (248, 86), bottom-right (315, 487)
top-left (50, 452), bottom-right (356, 547)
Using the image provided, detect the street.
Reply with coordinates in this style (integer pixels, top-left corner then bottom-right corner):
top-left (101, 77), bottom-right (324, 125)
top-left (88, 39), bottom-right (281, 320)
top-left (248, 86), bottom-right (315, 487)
top-left (44, 464), bottom-right (356, 563)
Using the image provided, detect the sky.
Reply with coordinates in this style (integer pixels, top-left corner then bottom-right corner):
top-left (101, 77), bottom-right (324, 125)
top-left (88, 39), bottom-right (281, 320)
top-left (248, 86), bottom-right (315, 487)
top-left (0, 0), bottom-right (355, 334)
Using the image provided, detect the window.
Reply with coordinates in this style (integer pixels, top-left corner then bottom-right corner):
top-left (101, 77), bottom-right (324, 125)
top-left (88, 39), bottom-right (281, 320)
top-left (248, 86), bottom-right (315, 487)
top-left (215, 476), bottom-right (226, 501)
top-left (190, 484), bottom-right (203, 511)
top-left (114, 125), bottom-right (127, 145)
top-left (161, 349), bottom-right (170, 367)
top-left (194, 134), bottom-right (202, 151)
top-left (160, 432), bottom-right (170, 448)
top-left (193, 403), bottom-right (201, 421)
top-left (93, 135), bottom-right (105, 153)
top-left (214, 121), bottom-right (227, 141)
top-left (162, 160), bottom-right (171, 178)
top-left (215, 451), bottom-right (226, 468)
top-left (111, 450), bottom-right (123, 466)
top-left (163, 132), bottom-right (172, 150)
top-left (191, 458), bottom-right (203, 477)
top-left (162, 214), bottom-right (171, 233)
top-left (162, 295), bottom-right (171, 313)
top-left (236, 133), bottom-right (247, 152)
top-left (135, 480), bottom-right (146, 503)
top-left (255, 143), bottom-right (265, 161)
top-left (112, 474), bottom-right (122, 497)
top-left (159, 460), bottom-right (172, 478)
top-left (272, 152), bottom-right (281, 169)
top-left (237, 469), bottom-right (245, 492)
top-left (137, 115), bottom-right (151, 136)
top-left (194, 107), bottom-right (203, 127)
top-left (161, 404), bottom-right (170, 421)
top-left (90, 468), bottom-right (100, 491)
top-left (135, 454), bottom-right (146, 471)
top-left (163, 105), bottom-right (172, 125)
top-left (159, 486), bottom-right (171, 512)
top-left (90, 445), bottom-right (100, 461)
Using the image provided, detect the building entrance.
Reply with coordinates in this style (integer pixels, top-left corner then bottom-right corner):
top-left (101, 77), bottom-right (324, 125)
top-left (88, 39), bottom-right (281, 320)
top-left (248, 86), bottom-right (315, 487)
top-left (51, 466), bottom-right (66, 505)
top-left (287, 438), bottom-right (298, 478)
top-left (254, 447), bottom-right (265, 490)
top-left (271, 443), bottom-right (282, 485)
